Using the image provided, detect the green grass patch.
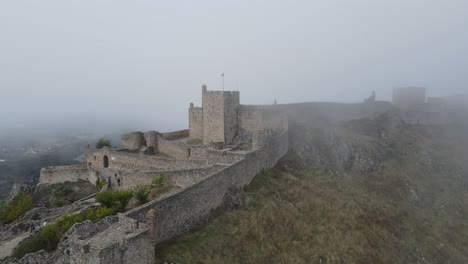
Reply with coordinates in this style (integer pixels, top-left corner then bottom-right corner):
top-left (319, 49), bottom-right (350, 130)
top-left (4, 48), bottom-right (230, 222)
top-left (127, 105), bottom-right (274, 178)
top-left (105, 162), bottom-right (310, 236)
top-left (187, 138), bottom-right (202, 145)
top-left (0, 194), bottom-right (33, 224)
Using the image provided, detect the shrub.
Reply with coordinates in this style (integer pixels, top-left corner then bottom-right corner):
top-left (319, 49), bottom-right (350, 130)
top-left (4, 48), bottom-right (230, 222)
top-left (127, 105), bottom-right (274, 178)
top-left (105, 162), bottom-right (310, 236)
top-left (0, 194), bottom-right (33, 224)
top-left (134, 186), bottom-right (150, 204)
top-left (95, 178), bottom-right (105, 190)
top-left (53, 199), bottom-right (66, 208)
top-left (96, 190), bottom-right (133, 212)
top-left (86, 207), bottom-right (115, 222)
top-left (152, 174), bottom-right (166, 188)
top-left (95, 138), bottom-right (111, 149)
top-left (12, 213), bottom-right (84, 259)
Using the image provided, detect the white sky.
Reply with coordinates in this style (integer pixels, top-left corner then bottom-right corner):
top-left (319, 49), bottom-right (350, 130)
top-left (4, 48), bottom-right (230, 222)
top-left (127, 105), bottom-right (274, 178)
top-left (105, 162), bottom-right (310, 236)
top-left (1, 0), bottom-right (468, 135)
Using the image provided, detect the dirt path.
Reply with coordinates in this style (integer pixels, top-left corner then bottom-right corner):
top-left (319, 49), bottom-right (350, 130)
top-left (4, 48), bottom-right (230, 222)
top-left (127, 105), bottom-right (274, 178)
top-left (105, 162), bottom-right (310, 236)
top-left (0, 232), bottom-right (29, 259)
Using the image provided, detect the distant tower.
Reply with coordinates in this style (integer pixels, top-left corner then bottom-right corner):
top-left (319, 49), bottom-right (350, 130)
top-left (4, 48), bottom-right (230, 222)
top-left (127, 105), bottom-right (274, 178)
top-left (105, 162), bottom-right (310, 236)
top-left (393, 87), bottom-right (426, 110)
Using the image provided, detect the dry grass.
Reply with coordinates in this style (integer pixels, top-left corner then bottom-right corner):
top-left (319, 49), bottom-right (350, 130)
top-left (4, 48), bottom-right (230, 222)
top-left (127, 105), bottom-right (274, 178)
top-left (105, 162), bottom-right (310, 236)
top-left (156, 167), bottom-right (460, 264)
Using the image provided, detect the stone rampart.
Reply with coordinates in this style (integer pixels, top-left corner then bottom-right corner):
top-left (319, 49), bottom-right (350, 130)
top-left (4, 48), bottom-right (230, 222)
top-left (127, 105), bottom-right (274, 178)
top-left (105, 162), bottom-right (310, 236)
top-left (39, 164), bottom-right (90, 184)
top-left (87, 149), bottom-right (207, 171)
top-left (158, 137), bottom-right (207, 160)
top-left (285, 101), bottom-right (392, 125)
top-left (161, 130), bottom-right (189, 140)
top-left (120, 165), bottom-right (225, 189)
top-left (124, 130), bottom-right (288, 242)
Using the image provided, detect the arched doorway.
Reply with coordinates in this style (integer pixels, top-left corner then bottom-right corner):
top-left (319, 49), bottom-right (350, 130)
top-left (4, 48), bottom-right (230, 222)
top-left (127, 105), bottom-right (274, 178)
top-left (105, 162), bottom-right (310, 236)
top-left (103, 155), bottom-right (109, 168)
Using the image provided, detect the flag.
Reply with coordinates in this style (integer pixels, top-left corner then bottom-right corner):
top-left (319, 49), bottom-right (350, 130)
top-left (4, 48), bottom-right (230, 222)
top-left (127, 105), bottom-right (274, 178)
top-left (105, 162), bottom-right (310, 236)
top-left (221, 73), bottom-right (224, 77)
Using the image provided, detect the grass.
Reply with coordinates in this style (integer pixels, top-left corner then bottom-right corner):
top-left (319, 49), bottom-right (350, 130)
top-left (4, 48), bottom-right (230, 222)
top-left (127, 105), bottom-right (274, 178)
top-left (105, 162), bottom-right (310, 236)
top-left (0, 194), bottom-right (33, 224)
top-left (187, 138), bottom-right (202, 145)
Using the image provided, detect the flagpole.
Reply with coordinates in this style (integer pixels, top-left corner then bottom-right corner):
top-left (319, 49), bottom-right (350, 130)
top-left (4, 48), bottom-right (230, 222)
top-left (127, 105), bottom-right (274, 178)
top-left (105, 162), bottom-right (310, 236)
top-left (222, 73), bottom-right (225, 91)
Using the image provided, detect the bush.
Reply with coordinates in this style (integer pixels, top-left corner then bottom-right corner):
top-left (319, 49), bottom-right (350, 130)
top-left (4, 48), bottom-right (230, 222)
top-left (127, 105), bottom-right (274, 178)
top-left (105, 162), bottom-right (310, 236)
top-left (152, 174), bottom-right (166, 188)
top-left (95, 138), bottom-right (111, 149)
top-left (86, 207), bottom-right (115, 222)
top-left (96, 190), bottom-right (133, 211)
top-left (12, 213), bottom-right (84, 259)
top-left (134, 186), bottom-right (150, 204)
top-left (0, 194), bottom-right (33, 224)
top-left (95, 178), bottom-right (105, 190)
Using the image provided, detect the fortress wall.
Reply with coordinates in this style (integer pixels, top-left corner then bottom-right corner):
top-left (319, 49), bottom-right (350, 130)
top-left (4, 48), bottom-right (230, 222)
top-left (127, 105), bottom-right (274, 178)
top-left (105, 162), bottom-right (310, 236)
top-left (125, 130), bottom-right (289, 242)
top-left (206, 149), bottom-right (247, 164)
top-left (39, 164), bottom-right (90, 184)
top-left (223, 91), bottom-right (240, 144)
top-left (158, 137), bottom-right (207, 160)
top-left (285, 101), bottom-right (392, 125)
top-left (161, 130), bottom-right (189, 140)
top-left (202, 91), bottom-right (225, 144)
top-left (120, 165), bottom-right (225, 189)
top-left (189, 106), bottom-right (203, 139)
top-left (87, 149), bottom-right (207, 171)
top-left (238, 105), bottom-right (289, 148)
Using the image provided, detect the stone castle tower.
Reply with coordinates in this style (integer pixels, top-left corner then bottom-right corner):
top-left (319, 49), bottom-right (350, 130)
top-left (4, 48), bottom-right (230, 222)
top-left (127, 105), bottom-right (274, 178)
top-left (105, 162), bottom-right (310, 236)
top-left (189, 85), bottom-right (240, 145)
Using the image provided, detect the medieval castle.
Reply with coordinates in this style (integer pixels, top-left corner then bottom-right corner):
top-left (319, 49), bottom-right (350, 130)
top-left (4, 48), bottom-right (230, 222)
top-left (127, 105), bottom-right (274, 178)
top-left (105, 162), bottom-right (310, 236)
top-left (10, 85), bottom-right (466, 263)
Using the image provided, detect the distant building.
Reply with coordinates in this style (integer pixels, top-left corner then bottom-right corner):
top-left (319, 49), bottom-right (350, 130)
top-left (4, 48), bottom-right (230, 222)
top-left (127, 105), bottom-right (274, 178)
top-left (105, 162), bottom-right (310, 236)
top-left (392, 87), bottom-right (426, 110)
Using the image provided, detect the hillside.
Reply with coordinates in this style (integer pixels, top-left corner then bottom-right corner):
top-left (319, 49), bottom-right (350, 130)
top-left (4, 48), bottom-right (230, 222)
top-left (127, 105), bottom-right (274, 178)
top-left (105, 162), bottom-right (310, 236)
top-left (155, 111), bottom-right (468, 264)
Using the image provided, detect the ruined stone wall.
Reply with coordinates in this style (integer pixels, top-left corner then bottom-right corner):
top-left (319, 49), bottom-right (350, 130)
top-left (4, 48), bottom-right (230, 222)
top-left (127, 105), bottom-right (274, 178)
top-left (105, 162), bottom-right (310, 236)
top-left (39, 164), bottom-right (91, 184)
top-left (393, 87), bottom-right (426, 110)
top-left (158, 137), bottom-right (207, 160)
top-left (120, 165), bottom-right (225, 189)
top-left (121, 132), bottom-right (145, 151)
top-left (189, 105), bottom-right (203, 140)
top-left (125, 130), bottom-right (289, 242)
top-left (223, 91), bottom-right (240, 144)
top-left (202, 90), bottom-right (225, 144)
top-left (144, 131), bottom-right (159, 152)
top-left (161, 129), bottom-right (189, 140)
top-left (86, 149), bottom-right (208, 171)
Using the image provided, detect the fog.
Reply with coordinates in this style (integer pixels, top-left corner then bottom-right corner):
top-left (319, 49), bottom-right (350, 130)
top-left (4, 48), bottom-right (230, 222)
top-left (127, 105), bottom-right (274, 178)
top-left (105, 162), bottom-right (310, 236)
top-left (1, 0), bottom-right (468, 137)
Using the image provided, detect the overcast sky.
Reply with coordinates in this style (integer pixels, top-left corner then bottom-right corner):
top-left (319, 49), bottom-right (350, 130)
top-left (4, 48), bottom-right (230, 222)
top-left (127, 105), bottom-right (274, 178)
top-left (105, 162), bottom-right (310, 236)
top-left (1, 0), bottom-right (468, 136)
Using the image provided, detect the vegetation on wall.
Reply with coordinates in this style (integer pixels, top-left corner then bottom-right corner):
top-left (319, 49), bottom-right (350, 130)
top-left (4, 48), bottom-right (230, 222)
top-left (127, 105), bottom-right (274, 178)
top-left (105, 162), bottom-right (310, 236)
top-left (95, 138), bottom-right (111, 149)
top-left (187, 138), bottom-right (202, 145)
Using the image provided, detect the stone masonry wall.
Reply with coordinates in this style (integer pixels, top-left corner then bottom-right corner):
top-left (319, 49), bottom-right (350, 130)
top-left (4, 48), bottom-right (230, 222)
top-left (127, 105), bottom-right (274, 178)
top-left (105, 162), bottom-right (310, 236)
top-left (223, 91), bottom-right (240, 145)
top-left (125, 130), bottom-right (289, 242)
top-left (158, 137), bottom-right (207, 160)
top-left (161, 129), bottom-right (189, 140)
top-left (189, 106), bottom-right (203, 140)
top-left (285, 101), bottom-right (393, 125)
top-left (39, 164), bottom-right (91, 184)
top-left (87, 148), bottom-right (208, 172)
top-left (202, 90), bottom-right (225, 144)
